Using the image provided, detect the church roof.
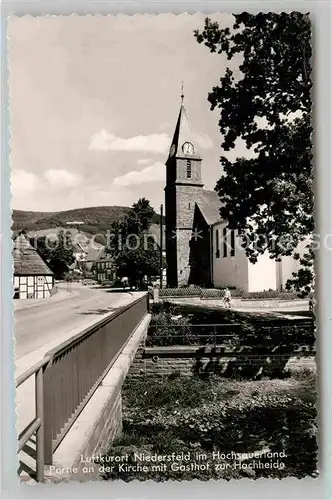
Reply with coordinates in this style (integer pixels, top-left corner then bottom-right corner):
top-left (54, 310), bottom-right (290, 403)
top-left (13, 234), bottom-right (54, 276)
top-left (196, 190), bottom-right (223, 225)
top-left (168, 103), bottom-right (201, 159)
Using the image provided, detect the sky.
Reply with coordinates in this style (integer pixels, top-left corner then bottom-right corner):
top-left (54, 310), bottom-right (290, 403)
top-left (8, 13), bottom-right (244, 213)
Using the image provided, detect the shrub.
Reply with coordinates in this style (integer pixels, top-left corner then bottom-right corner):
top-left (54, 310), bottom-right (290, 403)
top-left (159, 287), bottom-right (202, 298)
top-left (150, 301), bottom-right (177, 315)
top-left (200, 288), bottom-right (226, 299)
top-left (147, 312), bottom-right (199, 346)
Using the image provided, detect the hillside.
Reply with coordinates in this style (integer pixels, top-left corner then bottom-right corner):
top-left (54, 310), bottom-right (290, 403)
top-left (12, 206), bottom-right (164, 240)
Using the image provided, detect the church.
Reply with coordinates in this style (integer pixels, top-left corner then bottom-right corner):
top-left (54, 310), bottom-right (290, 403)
top-left (164, 98), bottom-right (305, 292)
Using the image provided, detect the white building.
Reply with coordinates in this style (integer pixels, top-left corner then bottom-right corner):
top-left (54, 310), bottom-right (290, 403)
top-left (211, 220), bottom-right (309, 293)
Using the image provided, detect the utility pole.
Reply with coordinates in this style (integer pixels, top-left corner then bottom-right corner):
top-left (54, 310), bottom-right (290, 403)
top-left (159, 204), bottom-right (163, 289)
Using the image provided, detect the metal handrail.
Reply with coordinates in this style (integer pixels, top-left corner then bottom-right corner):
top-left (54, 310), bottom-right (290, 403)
top-left (18, 418), bottom-right (41, 453)
top-left (46, 294), bottom-right (147, 360)
top-left (15, 293), bottom-right (149, 482)
top-left (16, 360), bottom-right (46, 481)
top-left (147, 322), bottom-right (314, 349)
top-left (16, 357), bottom-right (49, 389)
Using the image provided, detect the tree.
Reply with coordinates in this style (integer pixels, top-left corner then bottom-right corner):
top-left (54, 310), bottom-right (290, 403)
top-left (107, 198), bottom-right (160, 289)
top-left (194, 12), bottom-right (313, 296)
top-left (31, 230), bottom-right (74, 279)
top-left (115, 245), bottom-right (160, 289)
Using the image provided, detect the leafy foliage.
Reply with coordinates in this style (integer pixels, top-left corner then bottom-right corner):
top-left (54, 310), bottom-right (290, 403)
top-left (107, 198), bottom-right (161, 288)
top-left (147, 305), bottom-right (315, 364)
top-left (194, 13), bottom-right (313, 295)
top-left (30, 230), bottom-right (74, 279)
top-left (147, 312), bottom-right (198, 346)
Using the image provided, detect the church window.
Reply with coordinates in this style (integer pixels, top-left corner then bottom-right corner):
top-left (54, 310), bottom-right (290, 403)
top-left (186, 160), bottom-right (192, 178)
top-left (223, 227), bottom-right (228, 257)
top-left (215, 229), bottom-right (220, 258)
top-left (230, 230), bottom-right (235, 256)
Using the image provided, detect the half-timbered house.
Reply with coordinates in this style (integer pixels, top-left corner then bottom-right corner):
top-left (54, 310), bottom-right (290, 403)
top-left (13, 234), bottom-right (54, 299)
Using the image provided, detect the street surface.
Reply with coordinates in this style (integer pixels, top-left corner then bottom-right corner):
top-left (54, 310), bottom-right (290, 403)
top-left (15, 283), bottom-right (138, 361)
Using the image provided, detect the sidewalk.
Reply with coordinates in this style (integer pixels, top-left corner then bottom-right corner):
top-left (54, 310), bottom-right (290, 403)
top-left (14, 285), bottom-right (79, 312)
top-left (163, 297), bottom-right (309, 318)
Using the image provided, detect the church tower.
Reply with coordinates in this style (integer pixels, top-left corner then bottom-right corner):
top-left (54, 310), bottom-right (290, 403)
top-left (165, 94), bottom-right (204, 287)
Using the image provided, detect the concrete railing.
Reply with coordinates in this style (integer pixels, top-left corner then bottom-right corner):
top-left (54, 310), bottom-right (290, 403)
top-left (16, 293), bottom-right (149, 482)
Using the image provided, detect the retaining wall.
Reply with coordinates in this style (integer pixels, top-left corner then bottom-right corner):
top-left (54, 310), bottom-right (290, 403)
top-left (129, 345), bottom-right (315, 378)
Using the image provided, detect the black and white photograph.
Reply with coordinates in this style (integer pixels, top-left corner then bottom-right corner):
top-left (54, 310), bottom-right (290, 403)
top-left (9, 12), bottom-right (317, 484)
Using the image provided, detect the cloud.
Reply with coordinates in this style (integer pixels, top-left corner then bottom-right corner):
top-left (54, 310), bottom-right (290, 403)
top-left (11, 169), bottom-right (40, 197)
top-left (89, 129), bottom-right (170, 154)
top-left (44, 169), bottom-right (82, 190)
top-left (137, 158), bottom-right (152, 165)
top-left (194, 133), bottom-right (213, 149)
top-left (113, 161), bottom-right (165, 187)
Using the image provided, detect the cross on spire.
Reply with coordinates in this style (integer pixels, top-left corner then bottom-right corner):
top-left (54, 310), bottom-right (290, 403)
top-left (180, 81), bottom-right (184, 104)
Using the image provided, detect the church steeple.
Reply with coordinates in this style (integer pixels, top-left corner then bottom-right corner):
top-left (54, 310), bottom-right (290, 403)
top-left (165, 93), bottom-right (204, 287)
top-left (167, 91), bottom-right (201, 161)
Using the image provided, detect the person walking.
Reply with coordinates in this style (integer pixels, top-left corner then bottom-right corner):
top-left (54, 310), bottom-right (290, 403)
top-left (121, 276), bottom-right (128, 290)
top-left (224, 287), bottom-right (231, 308)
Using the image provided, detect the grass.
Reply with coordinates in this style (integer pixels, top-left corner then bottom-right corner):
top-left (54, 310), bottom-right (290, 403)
top-left (123, 376), bottom-right (213, 410)
top-left (99, 371), bottom-right (317, 481)
top-left (123, 370), bottom-right (316, 411)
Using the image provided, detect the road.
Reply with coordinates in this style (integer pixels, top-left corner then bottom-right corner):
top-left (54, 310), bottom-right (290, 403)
top-left (15, 283), bottom-right (141, 366)
top-left (15, 283), bottom-right (145, 458)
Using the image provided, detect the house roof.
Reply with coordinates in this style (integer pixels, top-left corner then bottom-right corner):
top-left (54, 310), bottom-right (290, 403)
top-left (85, 246), bottom-right (106, 262)
top-left (196, 190), bottom-right (223, 225)
top-left (13, 234), bottom-right (54, 276)
top-left (73, 242), bottom-right (87, 254)
top-left (68, 261), bottom-right (78, 270)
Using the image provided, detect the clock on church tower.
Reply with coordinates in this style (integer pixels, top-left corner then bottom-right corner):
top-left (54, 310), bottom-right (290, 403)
top-left (182, 142), bottom-right (194, 155)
